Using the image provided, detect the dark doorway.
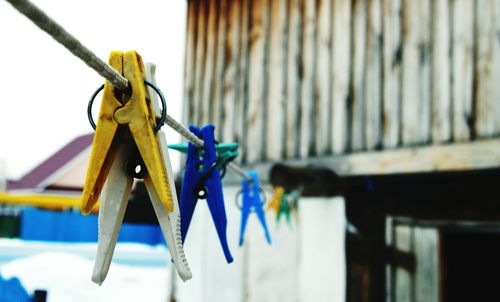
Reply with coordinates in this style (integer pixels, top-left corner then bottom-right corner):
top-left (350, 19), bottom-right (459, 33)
top-left (441, 229), bottom-right (500, 302)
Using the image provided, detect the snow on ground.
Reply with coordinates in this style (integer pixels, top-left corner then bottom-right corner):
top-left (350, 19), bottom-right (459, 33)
top-left (0, 241), bottom-right (172, 302)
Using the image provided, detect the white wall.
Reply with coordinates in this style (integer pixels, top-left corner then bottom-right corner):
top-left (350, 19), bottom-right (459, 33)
top-left (172, 187), bottom-right (346, 302)
top-left (0, 160), bottom-right (6, 192)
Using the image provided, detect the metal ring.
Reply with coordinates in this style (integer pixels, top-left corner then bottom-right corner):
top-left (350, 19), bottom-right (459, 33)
top-left (234, 188), bottom-right (267, 211)
top-left (87, 84), bottom-right (104, 130)
top-left (87, 80), bottom-right (167, 132)
top-left (144, 80), bottom-right (167, 132)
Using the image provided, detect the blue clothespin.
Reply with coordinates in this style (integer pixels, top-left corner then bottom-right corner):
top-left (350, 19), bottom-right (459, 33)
top-left (239, 171), bottom-right (272, 246)
top-left (180, 124), bottom-right (234, 263)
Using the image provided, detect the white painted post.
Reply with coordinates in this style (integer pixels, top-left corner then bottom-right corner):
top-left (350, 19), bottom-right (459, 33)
top-left (299, 197), bottom-right (346, 302)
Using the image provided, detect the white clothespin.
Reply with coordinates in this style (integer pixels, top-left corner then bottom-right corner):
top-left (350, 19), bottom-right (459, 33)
top-left (90, 61), bottom-right (191, 285)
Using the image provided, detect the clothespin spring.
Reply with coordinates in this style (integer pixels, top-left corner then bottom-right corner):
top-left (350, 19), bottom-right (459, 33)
top-left (164, 118), bottom-right (252, 183)
top-left (193, 151), bottom-right (238, 199)
top-left (87, 80), bottom-right (167, 133)
top-left (234, 187), bottom-right (267, 211)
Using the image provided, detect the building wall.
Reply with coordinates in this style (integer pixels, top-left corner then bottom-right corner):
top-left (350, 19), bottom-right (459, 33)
top-left (0, 161), bottom-right (6, 192)
top-left (173, 186), bottom-right (346, 302)
top-left (182, 0), bottom-right (500, 165)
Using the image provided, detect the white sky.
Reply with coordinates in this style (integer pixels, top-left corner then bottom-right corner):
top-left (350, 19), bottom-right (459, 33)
top-left (0, 0), bottom-right (187, 179)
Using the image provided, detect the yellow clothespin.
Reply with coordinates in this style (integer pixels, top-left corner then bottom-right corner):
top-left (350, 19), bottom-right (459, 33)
top-left (81, 51), bottom-right (191, 284)
top-left (267, 186), bottom-right (285, 213)
top-left (81, 51), bottom-right (173, 214)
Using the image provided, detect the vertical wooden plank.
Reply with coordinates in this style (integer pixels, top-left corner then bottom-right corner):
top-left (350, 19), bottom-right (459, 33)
top-left (402, 0), bottom-right (431, 145)
top-left (246, 0), bottom-right (268, 163)
top-left (200, 0), bottom-right (218, 125)
top-left (222, 0), bottom-right (241, 143)
top-left (451, 0), bottom-right (473, 141)
top-left (285, 0), bottom-right (302, 159)
top-left (351, 0), bottom-right (367, 151)
top-left (475, 0), bottom-right (500, 137)
top-left (401, 0), bottom-right (419, 145)
top-left (364, 0), bottom-right (382, 150)
top-left (332, 0), bottom-right (351, 154)
top-left (431, 0), bottom-right (451, 143)
top-left (300, 0), bottom-right (317, 158)
top-left (418, 0), bottom-right (432, 143)
top-left (212, 0), bottom-right (228, 140)
top-left (385, 217), bottom-right (393, 302)
top-left (413, 228), bottom-right (439, 302)
top-left (494, 2), bottom-right (500, 134)
top-left (235, 0), bottom-right (250, 162)
top-left (193, 0), bottom-right (208, 126)
top-left (315, 0), bottom-right (332, 155)
top-left (382, 0), bottom-right (402, 148)
top-left (394, 225), bottom-right (412, 302)
top-left (182, 0), bottom-right (198, 126)
top-left (266, 0), bottom-right (287, 160)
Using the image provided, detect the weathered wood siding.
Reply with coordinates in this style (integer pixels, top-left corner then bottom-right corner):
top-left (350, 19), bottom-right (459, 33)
top-left (183, 0), bottom-right (500, 164)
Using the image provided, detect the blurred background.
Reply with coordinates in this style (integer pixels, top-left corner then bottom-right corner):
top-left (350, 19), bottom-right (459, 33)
top-left (1, 0), bottom-right (500, 301)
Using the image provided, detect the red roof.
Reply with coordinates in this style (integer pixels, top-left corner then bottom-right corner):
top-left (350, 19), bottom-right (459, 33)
top-left (8, 133), bottom-right (94, 190)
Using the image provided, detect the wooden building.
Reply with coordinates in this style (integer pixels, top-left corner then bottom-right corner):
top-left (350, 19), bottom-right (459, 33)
top-left (180, 0), bottom-right (500, 302)
top-left (182, 0), bottom-right (500, 163)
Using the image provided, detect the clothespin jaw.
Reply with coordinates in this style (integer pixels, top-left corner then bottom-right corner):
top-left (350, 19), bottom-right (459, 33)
top-left (238, 171), bottom-right (271, 246)
top-left (180, 124), bottom-right (234, 263)
top-left (81, 51), bottom-right (173, 215)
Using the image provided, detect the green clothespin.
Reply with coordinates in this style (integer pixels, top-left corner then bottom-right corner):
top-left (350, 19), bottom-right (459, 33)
top-left (168, 143), bottom-right (239, 172)
top-left (277, 192), bottom-right (291, 225)
top-left (168, 143), bottom-right (239, 154)
top-left (277, 189), bottom-right (300, 227)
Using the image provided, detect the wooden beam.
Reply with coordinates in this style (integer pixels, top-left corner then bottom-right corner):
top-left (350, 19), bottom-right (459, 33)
top-left (311, 139), bottom-right (500, 175)
top-left (231, 139), bottom-right (500, 183)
